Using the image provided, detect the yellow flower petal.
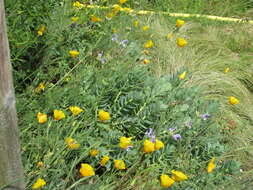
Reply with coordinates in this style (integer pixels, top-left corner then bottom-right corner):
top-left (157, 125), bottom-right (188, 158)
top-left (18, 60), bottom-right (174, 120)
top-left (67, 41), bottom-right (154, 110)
top-left (114, 160), bottom-right (126, 170)
top-left (179, 71), bottom-right (187, 80)
top-left (119, 0), bottom-right (127, 4)
top-left (37, 112), bottom-right (47, 124)
top-left (176, 19), bottom-right (185, 27)
top-left (53, 110), bottom-right (65, 121)
top-left (143, 140), bottom-right (155, 153)
top-left (98, 110), bottom-right (111, 121)
top-left (90, 149), bottom-right (99, 157)
top-left (32, 178), bottom-right (46, 189)
top-left (171, 170), bottom-right (188, 182)
top-left (100, 155), bottom-right (110, 166)
top-left (160, 174), bottom-right (175, 188)
top-left (177, 38), bottom-right (187, 47)
top-left (65, 137), bottom-right (80, 150)
top-left (228, 96), bottom-right (239, 105)
top-left (142, 26), bottom-right (149, 31)
top-left (90, 15), bottom-right (102, 22)
top-left (154, 139), bottom-right (164, 150)
top-left (119, 137), bottom-right (132, 149)
top-left (69, 106), bottom-right (84, 116)
top-left (207, 157), bottom-right (216, 173)
top-left (144, 40), bottom-right (154, 48)
top-left (71, 16), bottom-right (79, 22)
top-left (224, 67), bottom-right (230, 73)
top-left (69, 50), bottom-right (80, 58)
top-left (79, 163), bottom-right (95, 177)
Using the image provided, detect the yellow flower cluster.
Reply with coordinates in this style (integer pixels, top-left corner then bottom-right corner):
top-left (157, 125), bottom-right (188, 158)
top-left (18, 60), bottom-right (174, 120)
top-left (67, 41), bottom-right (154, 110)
top-left (160, 170), bottom-right (188, 188)
top-left (37, 25), bottom-right (46, 36)
top-left (143, 139), bottom-right (164, 153)
top-left (98, 110), bottom-right (111, 121)
top-left (32, 178), bottom-right (46, 189)
top-left (36, 106), bottom-right (84, 124)
top-left (65, 137), bottom-right (80, 150)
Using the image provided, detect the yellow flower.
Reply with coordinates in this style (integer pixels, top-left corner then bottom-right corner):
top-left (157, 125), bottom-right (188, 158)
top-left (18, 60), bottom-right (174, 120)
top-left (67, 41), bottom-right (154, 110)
top-left (207, 157), bottom-right (216, 173)
top-left (143, 59), bottom-right (150, 64)
top-left (112, 4), bottom-right (122, 13)
top-left (114, 160), bottom-right (126, 170)
top-left (179, 71), bottom-right (187, 80)
top-left (37, 112), bottom-right (47, 124)
top-left (122, 7), bottom-right (133, 13)
top-left (119, 137), bottom-right (132, 149)
top-left (79, 163), bottom-right (95, 177)
top-left (142, 26), bottom-right (149, 31)
top-left (32, 178), bottom-right (46, 189)
top-left (144, 40), bottom-right (154, 48)
top-left (53, 110), bottom-right (65, 120)
top-left (177, 38), bottom-right (187, 47)
top-left (90, 149), bottom-right (99, 157)
top-left (143, 140), bottom-right (155, 153)
top-left (73, 1), bottom-right (84, 8)
top-left (98, 110), bottom-right (111, 121)
top-left (160, 174), bottom-right (175, 188)
top-left (37, 161), bottom-right (44, 167)
top-left (171, 170), bottom-right (188, 182)
top-left (133, 20), bottom-right (139, 27)
top-left (229, 96), bottom-right (239, 105)
top-left (224, 67), bottom-right (230, 73)
top-left (35, 82), bottom-right (45, 93)
top-left (154, 139), bottom-right (164, 150)
top-left (71, 16), bottom-right (79, 22)
top-left (176, 19), bottom-right (185, 28)
top-left (65, 137), bottom-right (80, 150)
top-left (100, 155), bottom-right (110, 166)
top-left (167, 33), bottom-right (173, 39)
top-left (119, 0), bottom-right (127, 4)
top-left (37, 25), bottom-right (46, 36)
top-left (69, 106), bottom-right (84, 116)
top-left (69, 50), bottom-right (80, 58)
top-left (90, 15), bottom-right (102, 22)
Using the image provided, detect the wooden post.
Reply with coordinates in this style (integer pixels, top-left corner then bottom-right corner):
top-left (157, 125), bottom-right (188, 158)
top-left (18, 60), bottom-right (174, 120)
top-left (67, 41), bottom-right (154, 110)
top-left (0, 0), bottom-right (25, 189)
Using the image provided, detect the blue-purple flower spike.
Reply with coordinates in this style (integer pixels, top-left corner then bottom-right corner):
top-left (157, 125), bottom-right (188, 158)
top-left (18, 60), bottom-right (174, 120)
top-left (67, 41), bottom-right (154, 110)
top-left (173, 134), bottom-right (182, 141)
top-left (200, 113), bottom-right (210, 121)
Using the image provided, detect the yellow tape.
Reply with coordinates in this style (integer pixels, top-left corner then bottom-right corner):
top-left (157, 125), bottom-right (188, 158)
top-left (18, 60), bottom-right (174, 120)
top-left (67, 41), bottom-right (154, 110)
top-left (82, 4), bottom-right (253, 24)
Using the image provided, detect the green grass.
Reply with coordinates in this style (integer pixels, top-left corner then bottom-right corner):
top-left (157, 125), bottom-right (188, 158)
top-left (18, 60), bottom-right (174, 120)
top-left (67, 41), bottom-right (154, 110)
top-left (5, 0), bottom-right (253, 189)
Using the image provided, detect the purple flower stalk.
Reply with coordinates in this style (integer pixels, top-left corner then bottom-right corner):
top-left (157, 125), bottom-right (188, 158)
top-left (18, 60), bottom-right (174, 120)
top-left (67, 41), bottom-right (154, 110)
top-left (145, 128), bottom-right (156, 142)
top-left (200, 113), bottom-right (210, 121)
top-left (173, 134), bottom-right (182, 141)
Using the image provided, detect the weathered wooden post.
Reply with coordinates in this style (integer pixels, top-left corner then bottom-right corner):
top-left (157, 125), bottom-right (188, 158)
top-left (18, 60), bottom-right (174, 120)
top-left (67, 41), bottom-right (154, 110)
top-left (0, 0), bottom-right (25, 189)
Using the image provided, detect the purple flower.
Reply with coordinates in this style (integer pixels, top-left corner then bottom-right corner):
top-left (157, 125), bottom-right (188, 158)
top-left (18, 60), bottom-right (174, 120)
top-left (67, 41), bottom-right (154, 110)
top-left (185, 121), bottom-right (193, 128)
top-left (126, 146), bottom-right (133, 151)
top-left (172, 134), bottom-right (182, 141)
top-left (111, 34), bottom-right (119, 42)
top-left (145, 128), bottom-right (156, 142)
top-left (168, 128), bottom-right (176, 132)
top-left (150, 135), bottom-right (156, 143)
top-left (200, 113), bottom-right (210, 121)
top-left (120, 39), bottom-right (128, 48)
top-left (145, 128), bottom-right (154, 137)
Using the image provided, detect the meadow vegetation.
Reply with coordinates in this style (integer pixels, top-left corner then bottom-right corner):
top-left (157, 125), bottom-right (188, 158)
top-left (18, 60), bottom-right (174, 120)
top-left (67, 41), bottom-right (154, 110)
top-left (4, 0), bottom-right (253, 189)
